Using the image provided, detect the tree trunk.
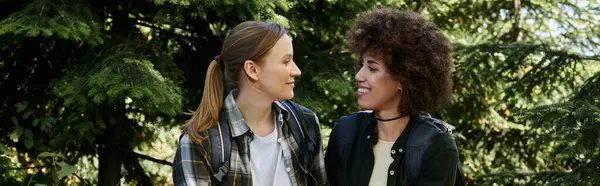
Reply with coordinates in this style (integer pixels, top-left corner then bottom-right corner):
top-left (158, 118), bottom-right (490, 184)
top-left (512, 0), bottom-right (522, 41)
top-left (123, 146), bottom-right (153, 186)
top-left (98, 104), bottom-right (125, 186)
top-left (98, 2), bottom-right (130, 184)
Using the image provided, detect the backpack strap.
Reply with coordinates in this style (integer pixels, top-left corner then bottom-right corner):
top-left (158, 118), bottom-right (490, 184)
top-left (422, 116), bottom-right (466, 186)
top-left (280, 101), bottom-right (315, 152)
top-left (207, 111), bottom-right (231, 183)
top-left (406, 116), bottom-right (442, 185)
top-left (279, 101), bottom-right (317, 179)
top-left (335, 112), bottom-right (362, 168)
top-left (406, 115), bottom-right (465, 186)
top-left (455, 159), bottom-right (466, 186)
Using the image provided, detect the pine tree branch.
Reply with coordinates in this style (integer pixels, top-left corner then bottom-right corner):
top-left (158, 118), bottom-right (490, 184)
top-left (72, 173), bottom-right (92, 186)
top-left (122, 149), bottom-right (171, 166)
top-left (456, 44), bottom-right (600, 61)
top-left (479, 170), bottom-right (569, 178)
top-left (134, 21), bottom-right (196, 41)
top-left (132, 16), bottom-right (196, 34)
top-left (415, 0), bottom-right (425, 13)
top-left (1, 165), bottom-right (53, 170)
top-left (99, 9), bottom-right (181, 37)
top-left (123, 149), bottom-right (153, 186)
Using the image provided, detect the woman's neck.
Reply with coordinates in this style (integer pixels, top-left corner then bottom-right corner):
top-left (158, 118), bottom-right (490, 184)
top-left (375, 109), bottom-right (410, 142)
top-left (235, 89), bottom-right (275, 137)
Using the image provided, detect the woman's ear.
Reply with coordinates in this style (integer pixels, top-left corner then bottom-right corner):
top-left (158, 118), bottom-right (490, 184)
top-left (243, 60), bottom-right (259, 81)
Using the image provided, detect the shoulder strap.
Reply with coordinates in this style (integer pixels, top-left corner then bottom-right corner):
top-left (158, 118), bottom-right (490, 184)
top-left (406, 115), bottom-right (465, 186)
top-left (279, 100), bottom-right (318, 184)
top-left (207, 111), bottom-right (231, 183)
top-left (406, 115), bottom-right (444, 185)
top-left (280, 101), bottom-right (316, 161)
top-left (336, 112), bottom-right (362, 168)
top-left (455, 159), bottom-right (466, 186)
top-left (280, 100), bottom-right (313, 150)
top-left (422, 116), bottom-right (466, 186)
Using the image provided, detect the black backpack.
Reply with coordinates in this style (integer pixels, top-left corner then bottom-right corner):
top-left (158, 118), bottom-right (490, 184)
top-left (206, 100), bottom-right (318, 185)
top-left (334, 112), bottom-right (466, 186)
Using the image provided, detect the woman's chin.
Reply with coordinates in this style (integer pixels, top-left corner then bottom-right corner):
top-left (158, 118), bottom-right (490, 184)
top-left (278, 92), bottom-right (294, 101)
top-left (357, 100), bottom-right (375, 110)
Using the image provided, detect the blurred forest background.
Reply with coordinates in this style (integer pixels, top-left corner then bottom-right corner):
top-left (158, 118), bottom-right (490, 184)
top-left (1, 0), bottom-right (599, 185)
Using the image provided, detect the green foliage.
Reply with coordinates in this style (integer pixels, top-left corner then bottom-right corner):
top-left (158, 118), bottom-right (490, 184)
top-left (57, 162), bottom-right (76, 178)
top-left (56, 41), bottom-right (183, 116)
top-left (1, 0), bottom-right (600, 185)
top-left (0, 0), bottom-right (103, 45)
top-left (1, 0), bottom-right (183, 184)
top-left (517, 71), bottom-right (600, 185)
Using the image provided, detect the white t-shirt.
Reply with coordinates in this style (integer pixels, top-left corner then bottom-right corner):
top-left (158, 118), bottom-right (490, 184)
top-left (369, 140), bottom-right (395, 186)
top-left (249, 116), bottom-right (292, 186)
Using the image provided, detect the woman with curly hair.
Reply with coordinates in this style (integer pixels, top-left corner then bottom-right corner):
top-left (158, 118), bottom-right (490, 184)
top-left (325, 8), bottom-right (463, 186)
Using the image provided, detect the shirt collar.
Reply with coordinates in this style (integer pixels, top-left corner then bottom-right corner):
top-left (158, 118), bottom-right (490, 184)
top-left (273, 100), bottom-right (291, 121)
top-left (222, 90), bottom-right (291, 137)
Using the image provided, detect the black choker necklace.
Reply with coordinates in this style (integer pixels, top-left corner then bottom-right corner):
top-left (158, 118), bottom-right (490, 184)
top-left (375, 113), bottom-right (410, 121)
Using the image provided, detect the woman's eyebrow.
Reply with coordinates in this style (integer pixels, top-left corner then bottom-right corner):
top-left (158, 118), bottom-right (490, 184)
top-left (366, 59), bottom-right (379, 65)
top-left (281, 54), bottom-right (293, 59)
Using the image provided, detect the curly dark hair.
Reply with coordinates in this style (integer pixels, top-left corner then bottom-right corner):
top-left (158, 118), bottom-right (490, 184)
top-left (346, 8), bottom-right (454, 114)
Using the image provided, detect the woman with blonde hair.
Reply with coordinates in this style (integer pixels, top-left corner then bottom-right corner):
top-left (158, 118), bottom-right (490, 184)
top-left (173, 21), bottom-right (328, 186)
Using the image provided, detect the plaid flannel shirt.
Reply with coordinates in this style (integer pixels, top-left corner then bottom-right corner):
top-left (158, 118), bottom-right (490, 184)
top-left (173, 90), bottom-right (328, 186)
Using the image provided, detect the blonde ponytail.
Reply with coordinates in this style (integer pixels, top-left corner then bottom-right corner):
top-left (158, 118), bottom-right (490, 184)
top-left (185, 59), bottom-right (224, 143)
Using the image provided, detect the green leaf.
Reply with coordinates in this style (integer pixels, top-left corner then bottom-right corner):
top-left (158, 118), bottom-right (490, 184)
top-left (38, 152), bottom-right (55, 158)
top-left (58, 161), bottom-right (76, 178)
top-left (23, 129), bottom-right (33, 149)
top-left (33, 119), bottom-right (39, 126)
top-left (16, 103), bottom-right (26, 112)
top-left (41, 28), bottom-right (53, 37)
top-left (23, 110), bottom-right (34, 119)
top-left (11, 117), bottom-right (19, 126)
top-left (34, 183), bottom-right (48, 186)
top-left (0, 143), bottom-right (9, 154)
top-left (48, 117), bottom-right (57, 124)
top-left (26, 29), bottom-right (40, 37)
top-left (10, 127), bottom-right (23, 139)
